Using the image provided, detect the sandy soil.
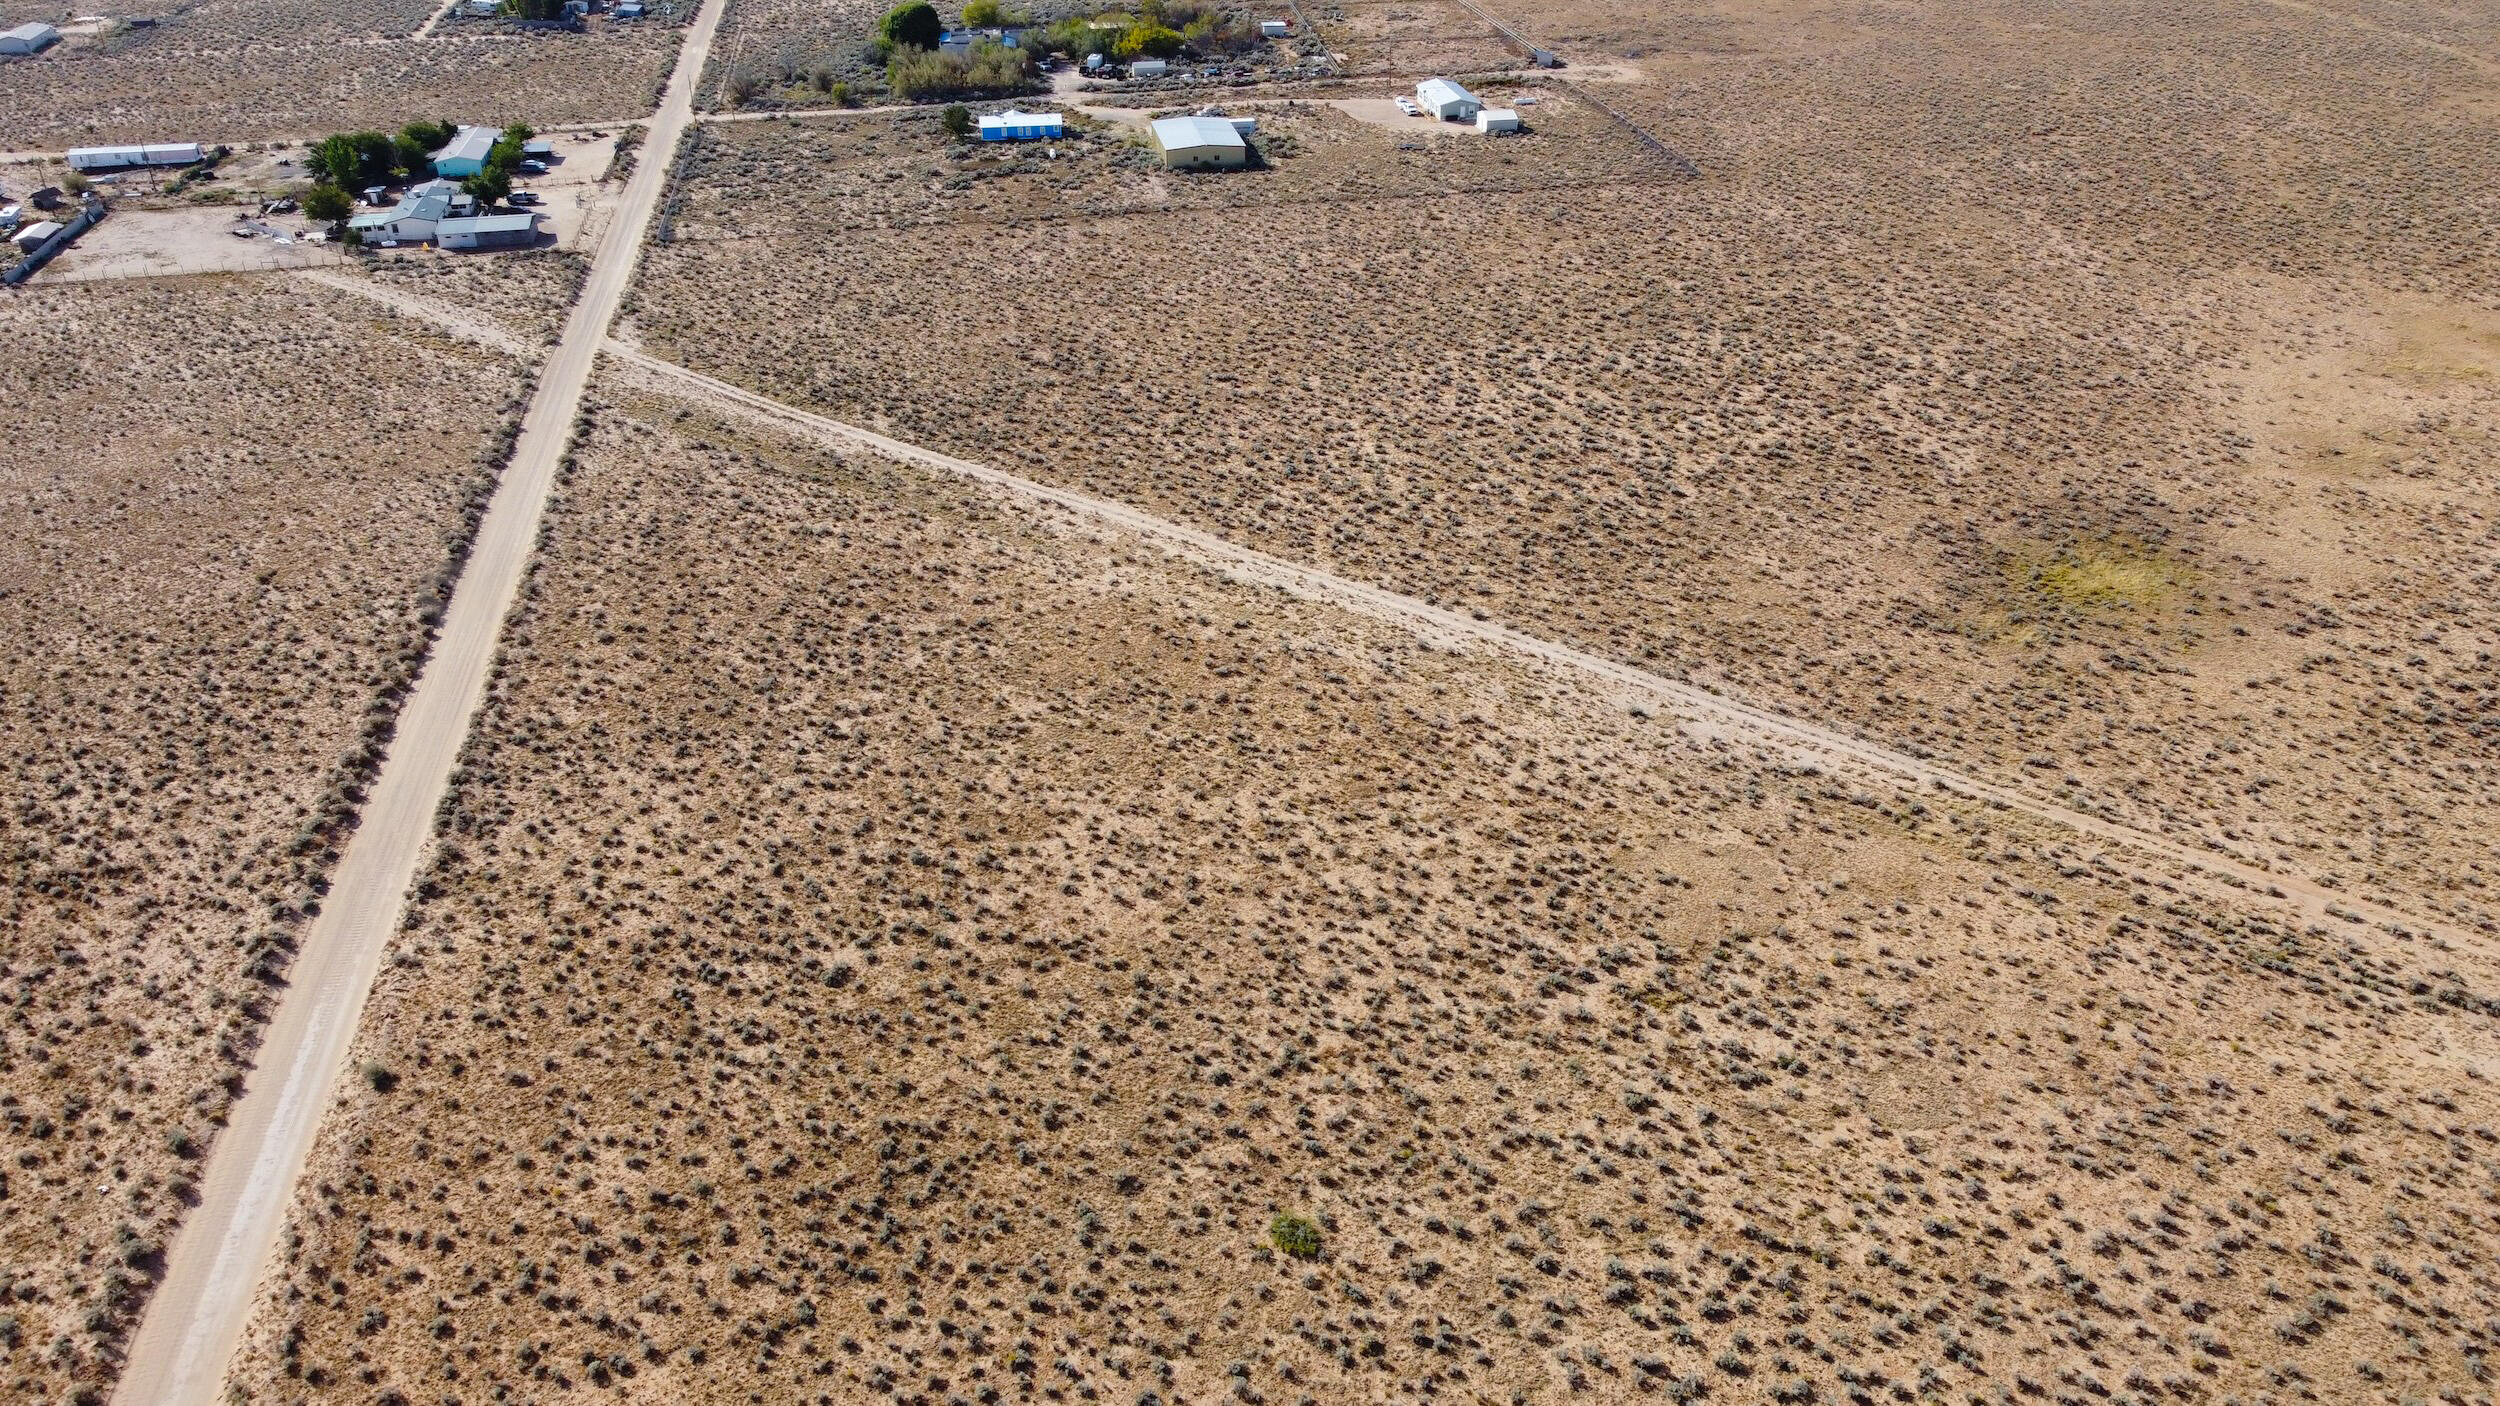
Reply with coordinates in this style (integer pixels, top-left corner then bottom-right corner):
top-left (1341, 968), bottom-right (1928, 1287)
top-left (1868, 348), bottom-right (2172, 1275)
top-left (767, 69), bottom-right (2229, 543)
top-left (39, 207), bottom-right (346, 283)
top-left (221, 375), bottom-right (2500, 1406)
top-left (0, 272), bottom-right (536, 1404)
top-left (624, 0), bottom-right (2500, 936)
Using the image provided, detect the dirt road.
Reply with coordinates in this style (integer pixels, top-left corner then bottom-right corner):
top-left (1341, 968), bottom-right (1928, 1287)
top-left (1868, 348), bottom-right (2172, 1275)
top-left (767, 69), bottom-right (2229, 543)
top-left (105, 2), bottom-right (728, 1402)
top-left (603, 343), bottom-right (2486, 958)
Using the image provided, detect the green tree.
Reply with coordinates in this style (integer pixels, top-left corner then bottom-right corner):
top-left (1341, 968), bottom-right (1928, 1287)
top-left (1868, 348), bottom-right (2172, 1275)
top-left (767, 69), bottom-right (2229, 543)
top-left (941, 103), bottom-right (972, 137)
top-left (1112, 19), bottom-right (1180, 58)
top-left (960, 0), bottom-right (1010, 24)
top-left (309, 131), bottom-right (397, 189)
top-left (462, 165), bottom-right (511, 207)
top-left (879, 0), bottom-right (941, 50)
top-left (302, 183), bottom-right (354, 227)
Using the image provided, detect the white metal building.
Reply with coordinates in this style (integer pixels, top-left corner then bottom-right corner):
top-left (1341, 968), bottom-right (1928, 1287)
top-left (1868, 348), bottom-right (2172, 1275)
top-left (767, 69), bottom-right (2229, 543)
top-left (1148, 115), bottom-right (1246, 170)
top-left (1476, 107), bottom-right (1519, 134)
top-left (1259, 18), bottom-right (1288, 37)
top-left (1130, 58), bottom-right (1167, 78)
top-left (437, 211), bottom-right (542, 250)
top-left (1415, 77), bottom-right (1481, 121)
top-left (13, 219), bottom-right (62, 251)
top-left (66, 143), bottom-right (204, 172)
top-left (0, 21), bottom-right (58, 54)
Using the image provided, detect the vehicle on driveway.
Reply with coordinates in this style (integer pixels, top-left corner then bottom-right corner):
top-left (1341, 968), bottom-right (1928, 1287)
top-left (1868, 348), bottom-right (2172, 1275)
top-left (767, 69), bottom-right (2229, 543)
top-left (509, 191), bottom-right (542, 206)
top-left (1394, 96), bottom-right (1419, 116)
top-left (518, 159), bottom-right (548, 174)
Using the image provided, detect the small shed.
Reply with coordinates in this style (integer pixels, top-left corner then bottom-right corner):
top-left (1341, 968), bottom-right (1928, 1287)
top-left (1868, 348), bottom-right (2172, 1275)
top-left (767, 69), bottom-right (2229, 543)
top-left (13, 219), bottom-right (63, 251)
top-left (1259, 18), bottom-right (1287, 37)
top-left (0, 21), bottom-right (59, 54)
top-left (614, 1), bottom-right (644, 14)
top-left (1130, 58), bottom-right (1167, 78)
top-left (437, 211), bottom-right (542, 250)
top-left (977, 109), bottom-right (1064, 141)
top-left (1415, 77), bottom-right (1480, 121)
top-left (1149, 114), bottom-right (1246, 170)
top-left (521, 138), bottom-right (554, 158)
top-left (1476, 107), bottom-right (1519, 134)
top-left (429, 125), bottom-right (499, 178)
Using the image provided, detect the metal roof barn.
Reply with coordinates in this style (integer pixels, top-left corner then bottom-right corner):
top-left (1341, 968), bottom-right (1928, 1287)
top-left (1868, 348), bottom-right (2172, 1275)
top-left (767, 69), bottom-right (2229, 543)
top-left (430, 125), bottom-right (499, 178)
top-left (1416, 77), bottom-right (1481, 121)
top-left (437, 212), bottom-right (542, 250)
top-left (1149, 115), bottom-right (1247, 169)
top-left (0, 21), bottom-right (58, 54)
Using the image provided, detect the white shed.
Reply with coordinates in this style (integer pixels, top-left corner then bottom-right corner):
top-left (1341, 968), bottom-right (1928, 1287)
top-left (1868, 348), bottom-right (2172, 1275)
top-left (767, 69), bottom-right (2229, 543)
top-left (0, 21), bottom-right (59, 54)
top-left (1476, 107), bottom-right (1519, 134)
top-left (1130, 58), bottom-right (1167, 78)
top-left (13, 219), bottom-right (63, 251)
top-left (1148, 114), bottom-right (1246, 169)
top-left (1259, 18), bottom-right (1288, 37)
top-left (437, 211), bottom-right (542, 250)
top-left (1415, 77), bottom-right (1480, 121)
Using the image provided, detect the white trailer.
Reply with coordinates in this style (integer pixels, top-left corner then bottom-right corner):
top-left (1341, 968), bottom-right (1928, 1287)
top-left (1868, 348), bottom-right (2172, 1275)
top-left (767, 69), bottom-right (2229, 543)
top-left (65, 143), bottom-right (205, 172)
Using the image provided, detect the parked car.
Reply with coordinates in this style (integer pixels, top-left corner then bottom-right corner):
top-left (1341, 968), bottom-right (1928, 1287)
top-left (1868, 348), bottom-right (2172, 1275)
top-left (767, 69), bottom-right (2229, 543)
top-left (1394, 96), bottom-right (1419, 115)
top-left (518, 159), bottom-right (548, 174)
top-left (508, 190), bottom-right (542, 206)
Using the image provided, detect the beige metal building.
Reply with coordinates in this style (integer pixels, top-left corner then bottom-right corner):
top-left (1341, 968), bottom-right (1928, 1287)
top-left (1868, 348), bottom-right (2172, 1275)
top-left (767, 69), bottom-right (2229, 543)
top-left (1148, 115), bottom-right (1248, 170)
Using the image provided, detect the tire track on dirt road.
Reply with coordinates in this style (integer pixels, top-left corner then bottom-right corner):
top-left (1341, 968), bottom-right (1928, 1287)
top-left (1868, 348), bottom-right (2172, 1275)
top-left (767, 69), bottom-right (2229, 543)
top-left (602, 342), bottom-right (2488, 958)
top-left (108, 0), bottom-right (729, 1401)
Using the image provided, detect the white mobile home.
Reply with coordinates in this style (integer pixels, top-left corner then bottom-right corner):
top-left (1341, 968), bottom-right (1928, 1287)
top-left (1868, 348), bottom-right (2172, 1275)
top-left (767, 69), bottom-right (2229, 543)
top-left (1415, 77), bottom-right (1480, 121)
top-left (66, 143), bottom-right (204, 172)
top-left (977, 109), bottom-right (1064, 141)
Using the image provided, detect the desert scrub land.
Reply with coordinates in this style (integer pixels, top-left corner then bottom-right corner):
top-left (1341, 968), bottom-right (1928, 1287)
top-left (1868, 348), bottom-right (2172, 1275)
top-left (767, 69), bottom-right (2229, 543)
top-left (698, 0), bottom-right (888, 109)
top-left (1320, 0), bottom-right (1525, 76)
top-left (626, 0), bottom-right (2500, 934)
top-left (221, 375), bottom-right (2500, 1406)
top-left (361, 247), bottom-right (595, 347)
top-left (0, 272), bottom-right (534, 1403)
top-left (0, 26), bottom-right (684, 150)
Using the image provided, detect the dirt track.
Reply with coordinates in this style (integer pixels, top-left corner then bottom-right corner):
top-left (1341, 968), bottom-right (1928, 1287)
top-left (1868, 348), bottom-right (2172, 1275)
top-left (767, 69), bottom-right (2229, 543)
top-left (104, 1), bottom-right (729, 1401)
top-left (601, 340), bottom-right (2486, 961)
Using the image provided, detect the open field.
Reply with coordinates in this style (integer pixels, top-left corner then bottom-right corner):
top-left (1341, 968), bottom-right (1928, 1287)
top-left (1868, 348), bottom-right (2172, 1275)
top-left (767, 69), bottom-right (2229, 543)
top-left (0, 27), bottom-right (683, 150)
top-left (219, 375), bottom-right (2500, 1406)
top-left (626, 0), bottom-right (2500, 937)
top-left (0, 273), bottom-right (535, 1404)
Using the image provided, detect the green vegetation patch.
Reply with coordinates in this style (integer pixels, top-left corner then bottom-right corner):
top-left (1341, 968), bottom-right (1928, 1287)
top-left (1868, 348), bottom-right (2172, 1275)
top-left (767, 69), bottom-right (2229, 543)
top-left (2011, 540), bottom-right (2186, 614)
top-left (1269, 1213), bottom-right (1323, 1260)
